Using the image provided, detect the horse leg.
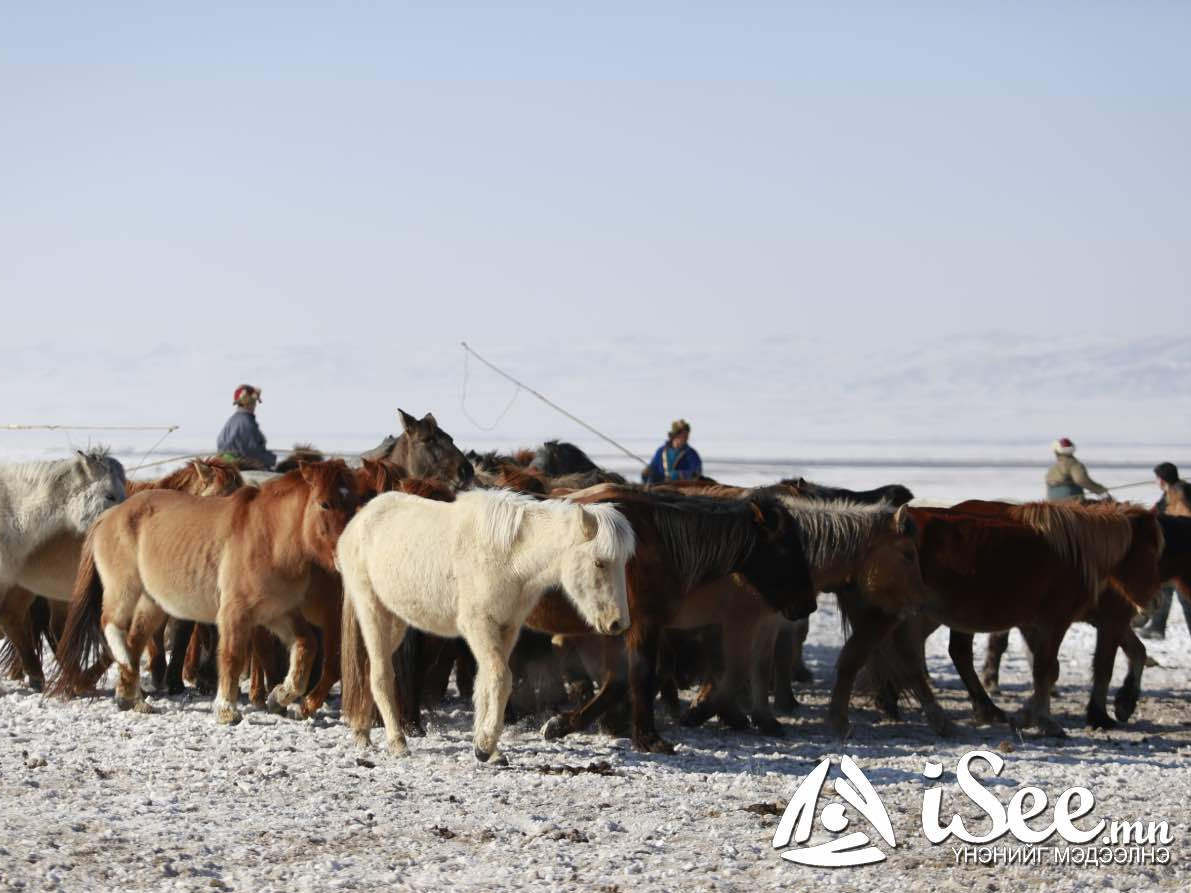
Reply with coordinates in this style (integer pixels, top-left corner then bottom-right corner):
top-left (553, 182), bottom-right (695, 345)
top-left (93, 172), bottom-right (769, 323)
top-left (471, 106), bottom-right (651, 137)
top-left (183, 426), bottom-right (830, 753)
top-left (747, 613), bottom-right (785, 737)
top-left (827, 605), bottom-right (897, 738)
top-left (771, 621), bottom-right (800, 715)
top-left (981, 631), bottom-right (1010, 695)
top-left (1113, 625), bottom-right (1146, 723)
top-left (394, 629), bottom-right (427, 737)
top-left (895, 618), bottom-right (956, 736)
top-left (248, 627), bottom-right (271, 708)
top-left (263, 612), bottom-right (318, 715)
top-left (352, 594), bottom-right (409, 757)
top-left (213, 609), bottom-right (253, 725)
top-left (299, 604), bottom-right (341, 719)
top-left (454, 644), bottom-right (477, 700)
top-left (625, 622), bottom-right (673, 753)
top-left (1086, 621), bottom-right (1119, 730)
top-left (1017, 624), bottom-right (1067, 737)
top-left (791, 616), bottom-right (813, 682)
top-left (948, 630), bottom-right (1009, 725)
top-left (541, 637), bottom-right (626, 740)
top-left (164, 620), bottom-right (194, 695)
top-left (124, 599), bottom-right (168, 714)
top-left (0, 587), bottom-right (44, 690)
top-left (459, 615), bottom-right (518, 765)
top-left (148, 626), bottom-right (166, 693)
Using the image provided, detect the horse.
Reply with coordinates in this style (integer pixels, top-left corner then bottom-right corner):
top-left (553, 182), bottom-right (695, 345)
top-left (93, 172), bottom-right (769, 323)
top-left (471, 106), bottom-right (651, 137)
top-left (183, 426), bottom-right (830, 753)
top-left (530, 440), bottom-right (600, 477)
top-left (49, 461), bottom-right (360, 724)
top-left (979, 510), bottom-right (1191, 728)
top-left (781, 477), bottom-right (914, 507)
top-left (0, 459), bottom-right (243, 691)
top-left (521, 484), bottom-right (819, 752)
top-left (0, 449), bottom-right (126, 606)
top-left (769, 478), bottom-right (917, 708)
top-left (359, 409), bottom-right (474, 487)
top-left (338, 488), bottom-right (636, 765)
top-left (860, 502), bottom-right (1163, 736)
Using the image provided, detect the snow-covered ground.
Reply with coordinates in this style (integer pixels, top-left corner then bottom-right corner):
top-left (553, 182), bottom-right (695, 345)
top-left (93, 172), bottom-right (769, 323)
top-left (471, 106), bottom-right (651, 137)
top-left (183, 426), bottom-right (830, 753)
top-left (2, 601), bottom-right (1189, 893)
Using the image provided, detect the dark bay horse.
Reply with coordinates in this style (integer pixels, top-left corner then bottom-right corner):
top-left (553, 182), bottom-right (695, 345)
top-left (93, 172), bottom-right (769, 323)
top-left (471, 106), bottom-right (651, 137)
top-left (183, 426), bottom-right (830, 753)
top-left (360, 409), bottom-right (474, 488)
top-left (526, 485), bottom-right (817, 753)
top-left (862, 502), bottom-right (1163, 736)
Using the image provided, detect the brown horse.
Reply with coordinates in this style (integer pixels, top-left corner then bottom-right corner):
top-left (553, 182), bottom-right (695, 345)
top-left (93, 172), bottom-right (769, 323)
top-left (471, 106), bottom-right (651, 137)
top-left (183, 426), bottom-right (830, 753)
top-left (980, 510), bottom-right (1191, 728)
top-left (50, 461), bottom-right (359, 724)
top-left (360, 410), bottom-right (474, 487)
top-left (860, 502), bottom-right (1163, 736)
top-left (0, 459), bottom-right (243, 690)
top-left (522, 484), bottom-right (817, 753)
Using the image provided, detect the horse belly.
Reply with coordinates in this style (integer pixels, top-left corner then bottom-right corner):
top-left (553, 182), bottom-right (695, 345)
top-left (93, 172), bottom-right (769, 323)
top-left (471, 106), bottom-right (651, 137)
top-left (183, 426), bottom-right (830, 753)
top-left (14, 533), bottom-right (83, 603)
top-left (137, 547), bottom-right (221, 624)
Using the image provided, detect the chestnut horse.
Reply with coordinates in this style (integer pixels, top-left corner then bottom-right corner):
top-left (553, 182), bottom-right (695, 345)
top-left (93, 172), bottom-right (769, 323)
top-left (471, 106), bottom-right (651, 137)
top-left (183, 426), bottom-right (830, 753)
top-left (50, 461), bottom-right (360, 724)
top-left (860, 502), bottom-right (1163, 736)
top-left (524, 484), bottom-right (818, 753)
top-left (0, 459), bottom-right (243, 691)
top-left (979, 510), bottom-right (1191, 728)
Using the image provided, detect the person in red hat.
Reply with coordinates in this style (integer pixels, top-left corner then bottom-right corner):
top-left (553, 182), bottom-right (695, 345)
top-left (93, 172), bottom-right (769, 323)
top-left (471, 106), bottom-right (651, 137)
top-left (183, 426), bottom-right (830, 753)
top-left (216, 384), bottom-right (276, 470)
top-left (1044, 437), bottom-right (1107, 502)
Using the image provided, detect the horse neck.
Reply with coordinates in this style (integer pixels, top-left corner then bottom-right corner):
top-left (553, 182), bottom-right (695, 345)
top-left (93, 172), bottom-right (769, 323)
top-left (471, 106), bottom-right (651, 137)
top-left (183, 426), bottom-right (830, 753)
top-left (505, 506), bottom-right (576, 594)
top-left (4, 464), bottom-right (73, 552)
top-left (254, 485), bottom-right (316, 572)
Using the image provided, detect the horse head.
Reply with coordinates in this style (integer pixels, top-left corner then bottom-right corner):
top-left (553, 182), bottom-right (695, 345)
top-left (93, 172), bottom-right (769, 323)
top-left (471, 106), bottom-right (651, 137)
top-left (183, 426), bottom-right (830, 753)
top-left (852, 505), bottom-right (929, 616)
top-left (387, 409), bottom-right (474, 489)
top-left (297, 459), bottom-right (361, 572)
top-left (64, 449), bottom-right (126, 533)
top-left (1109, 508), bottom-right (1165, 610)
top-left (739, 497), bottom-right (818, 622)
top-left (188, 459), bottom-right (245, 496)
top-left (557, 503), bottom-right (635, 636)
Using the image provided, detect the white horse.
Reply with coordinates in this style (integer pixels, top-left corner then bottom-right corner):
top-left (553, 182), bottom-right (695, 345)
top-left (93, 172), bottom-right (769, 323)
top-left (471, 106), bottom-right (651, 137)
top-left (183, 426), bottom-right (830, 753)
top-left (339, 488), bottom-right (635, 765)
top-left (0, 450), bottom-right (125, 603)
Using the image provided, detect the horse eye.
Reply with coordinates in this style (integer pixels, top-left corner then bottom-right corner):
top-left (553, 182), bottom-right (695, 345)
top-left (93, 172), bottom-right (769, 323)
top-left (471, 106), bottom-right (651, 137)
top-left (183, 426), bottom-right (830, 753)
top-left (320, 501), bottom-right (331, 510)
top-left (594, 559), bottom-right (606, 569)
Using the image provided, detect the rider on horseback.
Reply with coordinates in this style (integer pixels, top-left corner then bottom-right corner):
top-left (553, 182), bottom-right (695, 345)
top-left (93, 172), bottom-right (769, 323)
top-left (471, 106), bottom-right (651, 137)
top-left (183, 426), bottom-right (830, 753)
top-left (1044, 438), bottom-right (1107, 502)
top-left (642, 419), bottom-right (702, 483)
top-left (216, 384), bottom-right (277, 470)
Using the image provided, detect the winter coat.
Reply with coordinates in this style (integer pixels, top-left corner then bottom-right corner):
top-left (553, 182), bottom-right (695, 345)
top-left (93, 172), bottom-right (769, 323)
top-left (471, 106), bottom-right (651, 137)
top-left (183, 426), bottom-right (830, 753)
top-left (216, 409), bottom-right (277, 470)
top-left (1045, 454), bottom-right (1107, 501)
top-left (643, 443), bottom-right (703, 483)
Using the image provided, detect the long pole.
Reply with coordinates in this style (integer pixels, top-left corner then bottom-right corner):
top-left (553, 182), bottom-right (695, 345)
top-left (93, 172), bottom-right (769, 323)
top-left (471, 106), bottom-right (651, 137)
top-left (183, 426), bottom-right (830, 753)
top-left (460, 342), bottom-right (648, 466)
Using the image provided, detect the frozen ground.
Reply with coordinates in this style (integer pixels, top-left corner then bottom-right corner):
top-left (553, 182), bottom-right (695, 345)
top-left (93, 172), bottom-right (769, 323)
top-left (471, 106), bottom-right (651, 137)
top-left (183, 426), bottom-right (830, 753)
top-left (2, 601), bottom-right (1189, 892)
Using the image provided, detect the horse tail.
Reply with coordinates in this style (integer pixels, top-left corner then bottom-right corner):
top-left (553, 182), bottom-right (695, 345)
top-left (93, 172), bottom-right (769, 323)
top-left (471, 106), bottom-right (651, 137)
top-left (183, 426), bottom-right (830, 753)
top-left (339, 586), bottom-right (374, 739)
top-left (47, 529), bottom-right (109, 698)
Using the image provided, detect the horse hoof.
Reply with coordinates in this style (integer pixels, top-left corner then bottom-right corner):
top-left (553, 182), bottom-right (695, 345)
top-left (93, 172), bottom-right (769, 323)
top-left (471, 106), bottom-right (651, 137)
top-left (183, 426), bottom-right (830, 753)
top-left (115, 696), bottom-right (135, 712)
top-left (1087, 708), bottom-right (1116, 730)
top-left (353, 730), bottom-right (372, 749)
top-left (752, 716), bottom-right (786, 738)
top-left (387, 739), bottom-right (410, 758)
top-left (167, 681), bottom-right (186, 697)
top-left (215, 705), bottom-right (242, 726)
top-left (974, 707), bottom-right (1008, 726)
top-left (792, 664), bottom-right (815, 684)
top-left (826, 716), bottom-right (852, 740)
top-left (28, 677), bottom-right (45, 693)
top-left (632, 735), bottom-right (676, 755)
top-left (1114, 691), bottom-right (1139, 723)
top-left (133, 700), bottom-right (159, 715)
top-left (475, 747), bottom-right (507, 766)
top-left (541, 716), bottom-right (568, 741)
top-left (773, 694), bottom-right (801, 716)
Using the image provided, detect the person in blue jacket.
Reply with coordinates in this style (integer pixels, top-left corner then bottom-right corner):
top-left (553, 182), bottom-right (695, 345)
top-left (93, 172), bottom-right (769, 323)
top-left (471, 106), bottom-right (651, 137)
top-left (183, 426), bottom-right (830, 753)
top-left (643, 419), bottom-right (702, 483)
top-left (216, 384), bottom-right (277, 470)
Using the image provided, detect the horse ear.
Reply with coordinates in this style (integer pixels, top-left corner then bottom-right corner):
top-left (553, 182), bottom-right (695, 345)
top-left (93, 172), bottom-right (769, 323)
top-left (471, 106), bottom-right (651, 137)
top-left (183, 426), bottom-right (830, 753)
top-left (580, 508), bottom-right (599, 540)
top-left (192, 461), bottom-right (211, 485)
top-left (748, 501), bottom-right (765, 525)
top-left (397, 409), bottom-right (418, 435)
top-left (422, 412), bottom-right (439, 432)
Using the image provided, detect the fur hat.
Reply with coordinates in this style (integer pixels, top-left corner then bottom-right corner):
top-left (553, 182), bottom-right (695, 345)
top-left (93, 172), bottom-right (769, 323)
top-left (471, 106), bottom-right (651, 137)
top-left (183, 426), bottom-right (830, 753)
top-left (233, 384), bottom-right (262, 407)
top-left (668, 418), bottom-right (691, 439)
top-left (1154, 462), bottom-right (1179, 484)
top-left (1052, 437), bottom-right (1075, 456)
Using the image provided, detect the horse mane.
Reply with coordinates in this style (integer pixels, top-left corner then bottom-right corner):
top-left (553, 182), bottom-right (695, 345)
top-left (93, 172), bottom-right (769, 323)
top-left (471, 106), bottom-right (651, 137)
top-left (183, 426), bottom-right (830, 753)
top-left (275, 444), bottom-right (326, 473)
top-left (768, 494), bottom-right (898, 574)
top-left (356, 458), bottom-right (410, 497)
top-left (470, 489), bottom-right (635, 562)
top-left (511, 449), bottom-right (535, 467)
top-left (495, 463), bottom-right (548, 495)
top-left (126, 458), bottom-right (244, 496)
top-left (1009, 502), bottom-right (1134, 592)
top-left (645, 493), bottom-right (767, 588)
top-left (398, 477), bottom-right (455, 502)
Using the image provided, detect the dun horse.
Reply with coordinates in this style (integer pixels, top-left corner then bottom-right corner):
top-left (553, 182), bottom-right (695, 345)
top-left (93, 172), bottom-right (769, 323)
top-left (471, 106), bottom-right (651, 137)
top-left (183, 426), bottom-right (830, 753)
top-left (50, 461), bottom-right (359, 723)
top-left (339, 488), bottom-right (635, 765)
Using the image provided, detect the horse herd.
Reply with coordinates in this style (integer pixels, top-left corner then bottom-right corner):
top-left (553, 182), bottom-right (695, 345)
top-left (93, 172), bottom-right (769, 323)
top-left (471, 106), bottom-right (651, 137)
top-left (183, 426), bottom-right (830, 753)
top-left (1, 410), bottom-right (1188, 766)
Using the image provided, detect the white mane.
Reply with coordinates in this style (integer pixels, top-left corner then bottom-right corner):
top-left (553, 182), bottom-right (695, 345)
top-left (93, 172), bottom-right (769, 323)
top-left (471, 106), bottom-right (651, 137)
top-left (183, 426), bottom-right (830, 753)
top-left (468, 489), bottom-right (635, 560)
top-left (774, 495), bottom-right (895, 571)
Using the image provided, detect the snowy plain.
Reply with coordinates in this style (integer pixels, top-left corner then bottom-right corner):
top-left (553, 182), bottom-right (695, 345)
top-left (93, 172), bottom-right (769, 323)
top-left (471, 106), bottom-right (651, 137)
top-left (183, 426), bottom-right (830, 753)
top-left (2, 333), bottom-right (1190, 891)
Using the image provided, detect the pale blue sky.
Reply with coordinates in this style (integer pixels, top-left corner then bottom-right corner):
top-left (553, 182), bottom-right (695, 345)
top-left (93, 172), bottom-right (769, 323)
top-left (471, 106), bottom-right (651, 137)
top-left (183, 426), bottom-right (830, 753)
top-left (2, 3), bottom-right (1188, 348)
